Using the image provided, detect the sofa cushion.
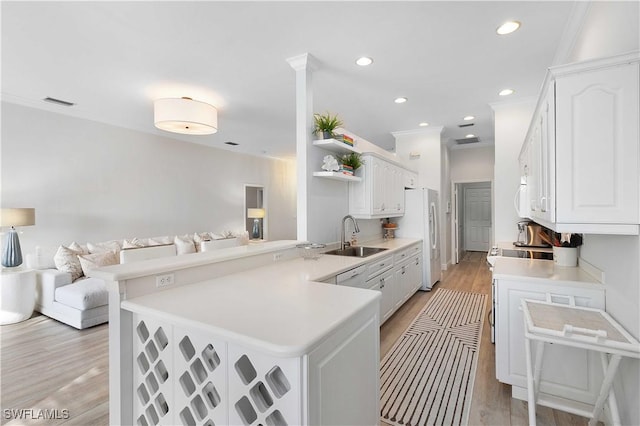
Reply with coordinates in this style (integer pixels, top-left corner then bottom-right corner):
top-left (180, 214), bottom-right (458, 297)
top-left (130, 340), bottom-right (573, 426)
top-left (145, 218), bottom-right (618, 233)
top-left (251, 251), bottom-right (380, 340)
top-left (78, 251), bottom-right (119, 276)
top-left (54, 244), bottom-right (86, 281)
top-left (54, 277), bottom-right (108, 310)
top-left (120, 244), bottom-right (177, 263)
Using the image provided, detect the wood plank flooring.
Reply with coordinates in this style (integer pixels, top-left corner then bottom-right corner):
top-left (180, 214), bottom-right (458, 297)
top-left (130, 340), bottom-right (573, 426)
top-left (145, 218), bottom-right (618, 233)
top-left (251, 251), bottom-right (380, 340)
top-left (1, 251), bottom-right (590, 425)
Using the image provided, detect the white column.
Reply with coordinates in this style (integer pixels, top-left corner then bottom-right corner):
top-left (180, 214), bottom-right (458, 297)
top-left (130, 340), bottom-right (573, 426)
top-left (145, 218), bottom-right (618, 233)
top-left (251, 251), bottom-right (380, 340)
top-left (287, 53), bottom-right (319, 242)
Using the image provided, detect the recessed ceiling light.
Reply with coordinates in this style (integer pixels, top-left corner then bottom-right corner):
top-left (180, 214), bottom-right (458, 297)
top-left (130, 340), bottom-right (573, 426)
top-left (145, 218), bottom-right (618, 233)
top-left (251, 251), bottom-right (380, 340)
top-left (463, 115), bottom-right (475, 121)
top-left (496, 21), bottom-right (521, 35)
top-left (394, 97), bottom-right (407, 104)
top-left (465, 134), bottom-right (476, 138)
top-left (419, 122), bottom-right (429, 127)
top-left (356, 56), bottom-right (373, 66)
top-left (499, 88), bottom-right (515, 96)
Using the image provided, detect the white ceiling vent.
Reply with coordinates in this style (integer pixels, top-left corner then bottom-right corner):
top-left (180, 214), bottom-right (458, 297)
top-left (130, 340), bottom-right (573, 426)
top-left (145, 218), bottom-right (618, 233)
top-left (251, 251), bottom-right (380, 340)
top-left (456, 137), bottom-right (480, 144)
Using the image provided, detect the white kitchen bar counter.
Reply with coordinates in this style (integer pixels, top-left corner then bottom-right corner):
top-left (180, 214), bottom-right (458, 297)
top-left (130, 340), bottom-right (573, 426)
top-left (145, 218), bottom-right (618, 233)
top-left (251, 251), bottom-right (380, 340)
top-left (121, 270), bottom-right (379, 358)
top-left (98, 237), bottom-right (421, 426)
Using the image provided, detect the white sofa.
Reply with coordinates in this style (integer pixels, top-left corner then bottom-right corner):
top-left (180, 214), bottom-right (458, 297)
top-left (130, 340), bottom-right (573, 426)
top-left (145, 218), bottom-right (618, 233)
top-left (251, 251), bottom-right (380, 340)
top-left (30, 233), bottom-right (244, 329)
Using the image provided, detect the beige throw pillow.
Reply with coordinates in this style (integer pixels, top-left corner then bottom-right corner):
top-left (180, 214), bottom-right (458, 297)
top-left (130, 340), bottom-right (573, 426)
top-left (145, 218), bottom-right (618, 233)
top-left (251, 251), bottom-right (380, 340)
top-left (174, 235), bottom-right (196, 255)
top-left (78, 251), bottom-right (119, 276)
top-left (54, 244), bottom-right (86, 281)
top-left (122, 238), bottom-right (145, 249)
top-left (87, 240), bottom-right (122, 254)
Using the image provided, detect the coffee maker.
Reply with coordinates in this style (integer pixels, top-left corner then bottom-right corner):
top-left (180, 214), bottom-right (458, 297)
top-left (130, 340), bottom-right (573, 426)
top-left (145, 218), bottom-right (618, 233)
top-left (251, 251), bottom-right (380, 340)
top-left (515, 220), bottom-right (550, 247)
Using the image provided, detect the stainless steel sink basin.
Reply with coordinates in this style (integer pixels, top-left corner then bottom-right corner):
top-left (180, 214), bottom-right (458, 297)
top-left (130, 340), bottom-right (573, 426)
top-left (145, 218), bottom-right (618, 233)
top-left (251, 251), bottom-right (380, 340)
top-left (325, 246), bottom-right (388, 258)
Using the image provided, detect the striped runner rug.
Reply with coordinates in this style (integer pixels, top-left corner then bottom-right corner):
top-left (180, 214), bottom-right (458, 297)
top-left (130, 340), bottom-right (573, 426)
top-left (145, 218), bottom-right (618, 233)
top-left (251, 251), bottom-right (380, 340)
top-left (380, 288), bottom-right (487, 426)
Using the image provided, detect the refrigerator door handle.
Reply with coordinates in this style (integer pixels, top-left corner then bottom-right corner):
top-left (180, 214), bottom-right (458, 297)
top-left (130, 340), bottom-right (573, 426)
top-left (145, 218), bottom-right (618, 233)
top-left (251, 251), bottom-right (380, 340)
top-left (430, 202), bottom-right (437, 250)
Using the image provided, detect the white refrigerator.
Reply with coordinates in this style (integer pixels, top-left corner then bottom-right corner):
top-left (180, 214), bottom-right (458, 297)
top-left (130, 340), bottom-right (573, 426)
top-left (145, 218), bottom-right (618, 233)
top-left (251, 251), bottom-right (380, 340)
top-left (396, 188), bottom-right (441, 290)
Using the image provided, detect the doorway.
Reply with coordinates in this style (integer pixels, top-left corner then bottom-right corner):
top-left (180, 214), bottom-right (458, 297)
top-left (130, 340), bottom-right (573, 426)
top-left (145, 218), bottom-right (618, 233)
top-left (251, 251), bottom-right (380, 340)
top-left (451, 180), bottom-right (492, 263)
top-left (244, 185), bottom-right (266, 240)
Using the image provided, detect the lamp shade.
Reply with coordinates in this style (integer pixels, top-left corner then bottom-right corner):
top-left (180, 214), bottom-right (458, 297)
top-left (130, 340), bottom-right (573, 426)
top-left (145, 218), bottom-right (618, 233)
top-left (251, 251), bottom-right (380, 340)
top-left (0, 208), bottom-right (35, 227)
top-left (247, 208), bottom-right (265, 219)
top-left (154, 97), bottom-right (218, 135)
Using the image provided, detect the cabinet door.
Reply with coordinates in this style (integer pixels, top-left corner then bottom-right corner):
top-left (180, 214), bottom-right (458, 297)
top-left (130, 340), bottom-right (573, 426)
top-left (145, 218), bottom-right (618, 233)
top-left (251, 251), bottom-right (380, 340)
top-left (539, 82), bottom-right (556, 223)
top-left (495, 280), bottom-right (605, 404)
top-left (408, 253), bottom-right (423, 293)
top-left (379, 270), bottom-right (396, 322)
top-left (371, 158), bottom-right (386, 215)
top-left (394, 264), bottom-right (408, 309)
top-left (555, 62), bottom-right (639, 225)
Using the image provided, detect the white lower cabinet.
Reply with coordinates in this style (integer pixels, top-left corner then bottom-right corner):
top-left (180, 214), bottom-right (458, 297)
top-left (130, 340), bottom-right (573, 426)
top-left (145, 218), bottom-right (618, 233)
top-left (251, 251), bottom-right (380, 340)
top-left (367, 269), bottom-right (395, 323)
top-left (495, 278), bottom-right (605, 409)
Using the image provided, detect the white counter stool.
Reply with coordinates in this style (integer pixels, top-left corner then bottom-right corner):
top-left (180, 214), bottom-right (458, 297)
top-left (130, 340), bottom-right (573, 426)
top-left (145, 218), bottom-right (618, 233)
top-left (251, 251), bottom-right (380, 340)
top-left (1, 267), bottom-right (36, 325)
top-left (521, 298), bottom-right (640, 426)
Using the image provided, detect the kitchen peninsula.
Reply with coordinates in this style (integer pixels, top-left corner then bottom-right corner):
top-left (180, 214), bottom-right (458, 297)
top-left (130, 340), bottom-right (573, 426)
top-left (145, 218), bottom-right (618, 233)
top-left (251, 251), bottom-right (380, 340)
top-left (90, 238), bottom-right (421, 426)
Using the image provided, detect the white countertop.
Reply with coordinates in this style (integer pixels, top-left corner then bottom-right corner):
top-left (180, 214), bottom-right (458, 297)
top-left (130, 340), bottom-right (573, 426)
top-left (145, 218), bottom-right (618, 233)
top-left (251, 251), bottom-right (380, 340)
top-left (119, 237), bottom-right (422, 357)
top-left (492, 257), bottom-right (603, 288)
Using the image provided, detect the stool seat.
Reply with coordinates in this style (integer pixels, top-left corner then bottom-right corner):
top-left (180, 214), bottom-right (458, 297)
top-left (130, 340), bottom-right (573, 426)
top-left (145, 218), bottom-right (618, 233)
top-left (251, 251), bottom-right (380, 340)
top-left (521, 298), bottom-right (640, 426)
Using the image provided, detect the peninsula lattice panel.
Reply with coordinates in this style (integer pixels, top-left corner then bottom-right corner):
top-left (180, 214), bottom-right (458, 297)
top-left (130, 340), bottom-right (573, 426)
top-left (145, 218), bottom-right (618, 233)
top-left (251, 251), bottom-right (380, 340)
top-left (227, 346), bottom-right (300, 425)
top-left (131, 314), bottom-right (301, 426)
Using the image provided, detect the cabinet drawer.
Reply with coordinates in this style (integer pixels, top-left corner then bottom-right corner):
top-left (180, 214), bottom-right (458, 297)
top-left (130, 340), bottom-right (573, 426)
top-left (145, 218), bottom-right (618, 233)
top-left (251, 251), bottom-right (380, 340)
top-left (367, 255), bottom-right (394, 280)
top-left (393, 244), bottom-right (422, 264)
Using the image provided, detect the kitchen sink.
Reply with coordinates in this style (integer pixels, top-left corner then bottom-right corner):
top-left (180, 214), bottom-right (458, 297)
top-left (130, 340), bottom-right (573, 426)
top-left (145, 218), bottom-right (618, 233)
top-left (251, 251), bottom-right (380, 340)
top-left (325, 246), bottom-right (388, 258)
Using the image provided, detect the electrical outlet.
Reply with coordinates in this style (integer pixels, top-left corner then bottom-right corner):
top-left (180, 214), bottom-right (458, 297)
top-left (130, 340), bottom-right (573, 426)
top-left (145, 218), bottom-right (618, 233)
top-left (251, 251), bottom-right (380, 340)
top-left (273, 252), bottom-right (283, 261)
top-left (156, 273), bottom-right (175, 288)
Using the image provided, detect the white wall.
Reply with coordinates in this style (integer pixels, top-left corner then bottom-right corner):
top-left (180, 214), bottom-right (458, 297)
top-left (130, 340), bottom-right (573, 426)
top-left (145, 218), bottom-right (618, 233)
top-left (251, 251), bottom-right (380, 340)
top-left (490, 99), bottom-right (536, 244)
top-left (567, 1), bottom-right (640, 63)
top-left (449, 144), bottom-right (495, 182)
top-left (0, 102), bottom-right (297, 254)
top-left (564, 3), bottom-right (640, 424)
top-left (394, 128), bottom-right (447, 267)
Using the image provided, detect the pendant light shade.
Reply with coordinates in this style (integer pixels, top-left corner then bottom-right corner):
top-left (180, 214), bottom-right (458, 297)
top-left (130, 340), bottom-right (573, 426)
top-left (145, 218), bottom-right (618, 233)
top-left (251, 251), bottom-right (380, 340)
top-left (154, 97), bottom-right (218, 135)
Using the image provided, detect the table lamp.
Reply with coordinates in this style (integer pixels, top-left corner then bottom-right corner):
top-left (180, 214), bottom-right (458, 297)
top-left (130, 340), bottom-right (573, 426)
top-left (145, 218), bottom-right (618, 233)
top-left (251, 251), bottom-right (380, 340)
top-left (1, 208), bottom-right (36, 268)
top-left (247, 208), bottom-right (265, 240)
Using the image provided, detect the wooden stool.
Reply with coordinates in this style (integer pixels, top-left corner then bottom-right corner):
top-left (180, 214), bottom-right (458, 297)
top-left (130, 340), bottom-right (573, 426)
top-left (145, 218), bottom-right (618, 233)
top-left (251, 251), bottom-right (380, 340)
top-left (521, 298), bottom-right (640, 426)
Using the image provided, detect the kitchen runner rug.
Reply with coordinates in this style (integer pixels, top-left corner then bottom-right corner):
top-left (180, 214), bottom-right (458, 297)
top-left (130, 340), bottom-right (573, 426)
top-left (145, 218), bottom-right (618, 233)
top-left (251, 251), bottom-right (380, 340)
top-left (380, 288), bottom-right (487, 426)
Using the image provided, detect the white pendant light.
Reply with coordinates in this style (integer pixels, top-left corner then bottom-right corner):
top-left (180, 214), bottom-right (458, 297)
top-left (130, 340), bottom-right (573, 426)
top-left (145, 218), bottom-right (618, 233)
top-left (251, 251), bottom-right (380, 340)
top-left (154, 97), bottom-right (218, 135)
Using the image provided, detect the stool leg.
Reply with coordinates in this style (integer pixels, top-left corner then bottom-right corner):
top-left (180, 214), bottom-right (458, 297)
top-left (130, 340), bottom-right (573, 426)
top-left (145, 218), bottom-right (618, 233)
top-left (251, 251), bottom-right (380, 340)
top-left (533, 340), bottom-right (545, 396)
top-left (597, 353), bottom-right (621, 426)
top-left (525, 336), bottom-right (537, 426)
top-left (588, 354), bottom-right (622, 426)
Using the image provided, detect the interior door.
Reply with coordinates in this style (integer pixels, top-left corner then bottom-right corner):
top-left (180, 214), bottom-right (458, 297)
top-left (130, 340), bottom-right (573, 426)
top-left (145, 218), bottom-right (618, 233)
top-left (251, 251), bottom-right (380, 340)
top-left (464, 186), bottom-right (491, 251)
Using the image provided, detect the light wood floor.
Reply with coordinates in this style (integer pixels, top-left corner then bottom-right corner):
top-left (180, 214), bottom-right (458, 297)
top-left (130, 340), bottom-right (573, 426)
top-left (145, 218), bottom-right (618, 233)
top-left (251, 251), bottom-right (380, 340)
top-left (1, 252), bottom-right (590, 425)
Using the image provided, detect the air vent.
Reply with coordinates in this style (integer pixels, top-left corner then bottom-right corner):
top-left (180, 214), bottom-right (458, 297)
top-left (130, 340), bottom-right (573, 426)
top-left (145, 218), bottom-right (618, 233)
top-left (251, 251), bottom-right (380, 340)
top-left (455, 137), bottom-right (480, 144)
top-left (458, 123), bottom-right (474, 128)
top-left (43, 97), bottom-right (75, 107)
top-left (224, 141), bottom-right (239, 146)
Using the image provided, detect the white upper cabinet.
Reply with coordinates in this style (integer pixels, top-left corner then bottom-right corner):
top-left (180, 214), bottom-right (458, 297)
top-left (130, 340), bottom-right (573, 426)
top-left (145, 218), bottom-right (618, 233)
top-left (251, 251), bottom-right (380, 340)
top-left (555, 59), bottom-right (639, 229)
top-left (349, 154), bottom-right (407, 218)
top-left (522, 52), bottom-right (639, 235)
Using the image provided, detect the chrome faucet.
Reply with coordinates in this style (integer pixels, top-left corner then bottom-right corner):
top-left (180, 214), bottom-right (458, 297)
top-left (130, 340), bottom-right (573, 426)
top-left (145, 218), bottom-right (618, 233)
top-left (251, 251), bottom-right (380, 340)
top-left (341, 215), bottom-right (360, 250)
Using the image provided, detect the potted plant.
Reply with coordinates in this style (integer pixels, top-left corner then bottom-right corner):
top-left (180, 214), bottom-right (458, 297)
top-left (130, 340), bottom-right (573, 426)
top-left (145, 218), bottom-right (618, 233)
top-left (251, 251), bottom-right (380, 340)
top-left (339, 152), bottom-right (362, 175)
top-left (313, 112), bottom-right (343, 139)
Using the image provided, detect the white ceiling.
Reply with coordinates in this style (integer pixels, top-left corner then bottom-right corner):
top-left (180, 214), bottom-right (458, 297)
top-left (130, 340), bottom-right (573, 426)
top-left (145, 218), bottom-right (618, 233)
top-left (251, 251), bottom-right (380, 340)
top-left (1, 1), bottom-right (576, 159)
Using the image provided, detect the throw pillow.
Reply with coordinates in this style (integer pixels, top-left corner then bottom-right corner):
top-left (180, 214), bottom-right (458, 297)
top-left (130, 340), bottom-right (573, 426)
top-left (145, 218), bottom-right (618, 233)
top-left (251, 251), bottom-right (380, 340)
top-left (149, 236), bottom-right (172, 245)
top-left (54, 244), bottom-right (85, 281)
top-left (193, 232), bottom-right (211, 252)
top-left (68, 241), bottom-right (89, 255)
top-left (122, 238), bottom-right (145, 249)
top-left (78, 251), bottom-right (119, 276)
top-left (87, 240), bottom-right (122, 254)
top-left (174, 235), bottom-right (196, 255)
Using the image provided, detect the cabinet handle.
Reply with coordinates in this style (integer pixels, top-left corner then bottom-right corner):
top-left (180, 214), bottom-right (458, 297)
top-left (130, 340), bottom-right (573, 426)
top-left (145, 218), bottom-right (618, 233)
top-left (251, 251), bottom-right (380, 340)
top-left (380, 283), bottom-right (385, 289)
top-left (540, 196), bottom-right (547, 212)
top-left (415, 259), bottom-right (419, 265)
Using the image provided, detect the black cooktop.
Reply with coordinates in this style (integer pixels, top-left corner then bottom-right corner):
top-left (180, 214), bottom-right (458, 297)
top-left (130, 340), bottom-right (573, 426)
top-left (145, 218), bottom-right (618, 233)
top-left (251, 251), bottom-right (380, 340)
top-left (501, 249), bottom-right (553, 260)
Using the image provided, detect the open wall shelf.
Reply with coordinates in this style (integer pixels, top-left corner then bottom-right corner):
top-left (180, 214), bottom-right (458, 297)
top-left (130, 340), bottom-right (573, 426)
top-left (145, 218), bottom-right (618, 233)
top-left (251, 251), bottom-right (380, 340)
top-left (312, 171), bottom-right (362, 182)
